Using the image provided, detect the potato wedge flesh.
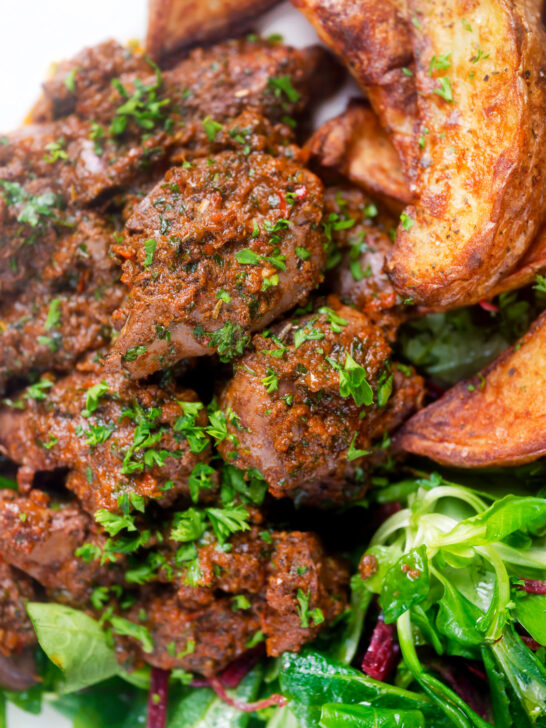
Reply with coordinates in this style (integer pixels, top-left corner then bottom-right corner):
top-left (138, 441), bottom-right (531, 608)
top-left (397, 311), bottom-right (546, 467)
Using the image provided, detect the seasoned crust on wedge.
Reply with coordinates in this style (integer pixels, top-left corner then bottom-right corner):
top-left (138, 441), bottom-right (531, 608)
top-left (396, 311), bottom-right (546, 467)
top-left (306, 101), bottom-right (412, 209)
top-left (147, 0), bottom-right (280, 61)
top-left (386, 0), bottom-right (546, 308)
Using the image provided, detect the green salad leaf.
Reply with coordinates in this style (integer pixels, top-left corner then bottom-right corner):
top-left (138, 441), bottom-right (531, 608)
top-left (26, 603), bottom-right (119, 693)
top-left (320, 704), bottom-right (426, 728)
top-left (279, 650), bottom-right (450, 728)
top-left (168, 664), bottom-right (263, 727)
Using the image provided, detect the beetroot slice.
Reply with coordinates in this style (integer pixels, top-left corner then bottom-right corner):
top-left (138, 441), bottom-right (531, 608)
top-left (147, 667), bottom-right (169, 728)
top-left (519, 579), bottom-right (546, 594)
top-left (361, 615), bottom-right (399, 682)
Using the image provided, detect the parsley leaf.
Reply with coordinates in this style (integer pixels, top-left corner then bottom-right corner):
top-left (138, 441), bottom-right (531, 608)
top-left (44, 298), bottom-right (61, 330)
top-left (296, 589), bottom-right (325, 629)
top-left (82, 380), bottom-right (109, 418)
top-left (268, 75), bottom-right (301, 103)
top-left (143, 238), bottom-right (157, 268)
top-left (202, 116), bottom-right (223, 142)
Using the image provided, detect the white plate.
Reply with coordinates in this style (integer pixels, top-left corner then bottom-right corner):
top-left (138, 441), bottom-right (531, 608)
top-left (0, 2), bottom-right (356, 726)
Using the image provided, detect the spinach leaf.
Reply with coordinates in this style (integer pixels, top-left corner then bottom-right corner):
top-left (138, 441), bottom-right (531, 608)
top-left (514, 595), bottom-right (546, 646)
top-left (279, 650), bottom-right (450, 728)
top-left (168, 663), bottom-right (263, 727)
top-left (27, 603), bottom-right (119, 693)
top-left (379, 546), bottom-right (430, 623)
top-left (320, 704), bottom-right (425, 728)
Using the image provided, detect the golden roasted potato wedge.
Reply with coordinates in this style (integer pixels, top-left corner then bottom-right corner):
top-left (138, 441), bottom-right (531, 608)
top-left (147, 0), bottom-right (280, 61)
top-left (386, 0), bottom-right (546, 308)
top-left (292, 0), bottom-right (419, 181)
top-left (306, 101), bottom-right (412, 208)
top-left (397, 311), bottom-right (546, 467)
top-left (491, 225), bottom-right (546, 297)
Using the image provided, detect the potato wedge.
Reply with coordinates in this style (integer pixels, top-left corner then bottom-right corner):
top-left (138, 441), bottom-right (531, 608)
top-left (491, 225), bottom-right (546, 297)
top-left (397, 311), bottom-right (546, 467)
top-left (147, 0), bottom-right (280, 61)
top-left (292, 0), bottom-right (419, 182)
top-left (386, 0), bottom-right (546, 308)
top-left (306, 101), bottom-right (412, 208)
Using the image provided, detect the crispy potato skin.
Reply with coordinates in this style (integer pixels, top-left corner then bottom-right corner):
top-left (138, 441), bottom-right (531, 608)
top-left (397, 311), bottom-right (546, 467)
top-left (491, 224), bottom-right (546, 296)
top-left (306, 101), bottom-right (412, 208)
top-left (387, 0), bottom-right (546, 308)
top-left (291, 0), bottom-right (419, 180)
top-left (147, 0), bottom-right (280, 60)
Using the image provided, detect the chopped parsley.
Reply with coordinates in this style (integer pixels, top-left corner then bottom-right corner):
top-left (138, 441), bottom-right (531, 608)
top-left (64, 68), bottom-right (78, 93)
top-left (143, 238), bottom-right (157, 268)
top-left (82, 380), bottom-right (109, 418)
top-left (110, 616), bottom-right (153, 653)
top-left (433, 77), bottom-right (453, 103)
top-left (262, 368), bottom-right (279, 393)
top-left (171, 503), bottom-right (250, 545)
top-left (110, 61), bottom-right (170, 136)
top-left (400, 212), bottom-right (415, 232)
top-left (429, 53), bottom-right (452, 75)
top-left (296, 589), bottom-right (325, 629)
top-left (187, 463), bottom-right (216, 503)
top-left (44, 298), bottom-right (61, 330)
top-left (346, 434), bottom-right (371, 462)
top-left (268, 75), bottom-right (301, 103)
top-left (25, 378), bottom-right (54, 402)
top-left (293, 320), bottom-right (325, 349)
top-left (174, 401), bottom-right (209, 454)
top-left (43, 139), bottom-right (68, 164)
top-left (123, 345), bottom-right (148, 362)
top-left (194, 322), bottom-right (250, 362)
top-left (202, 116), bottom-right (223, 142)
top-left (89, 122), bottom-right (106, 155)
top-left (328, 354), bottom-right (373, 407)
top-left (0, 180), bottom-right (61, 228)
top-left (318, 306), bottom-right (348, 333)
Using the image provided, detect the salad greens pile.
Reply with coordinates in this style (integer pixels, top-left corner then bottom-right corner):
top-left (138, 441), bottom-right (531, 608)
top-left (2, 292), bottom-right (546, 728)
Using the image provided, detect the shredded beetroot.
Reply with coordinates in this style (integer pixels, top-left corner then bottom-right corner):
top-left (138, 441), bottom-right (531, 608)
top-left (209, 677), bottom-right (287, 712)
top-left (519, 579), bottom-right (546, 594)
top-left (147, 667), bottom-right (169, 728)
top-left (428, 660), bottom-right (489, 720)
top-left (217, 646), bottom-right (264, 688)
top-left (361, 616), bottom-right (399, 682)
top-left (190, 646), bottom-right (264, 689)
top-left (521, 635), bottom-right (543, 651)
top-left (479, 300), bottom-right (499, 313)
top-left (426, 380), bottom-right (448, 400)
